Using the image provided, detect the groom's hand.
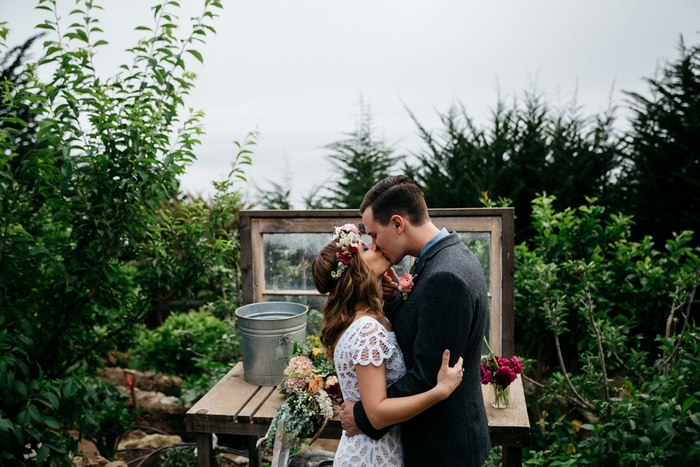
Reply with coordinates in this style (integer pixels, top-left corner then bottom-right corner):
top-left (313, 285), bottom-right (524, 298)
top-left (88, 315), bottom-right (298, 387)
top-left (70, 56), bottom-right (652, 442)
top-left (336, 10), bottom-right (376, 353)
top-left (382, 269), bottom-right (399, 302)
top-left (339, 401), bottom-right (361, 436)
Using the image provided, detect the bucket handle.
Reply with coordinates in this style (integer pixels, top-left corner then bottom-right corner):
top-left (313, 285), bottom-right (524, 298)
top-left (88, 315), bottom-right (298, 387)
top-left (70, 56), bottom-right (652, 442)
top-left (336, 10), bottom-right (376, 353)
top-left (278, 335), bottom-right (292, 345)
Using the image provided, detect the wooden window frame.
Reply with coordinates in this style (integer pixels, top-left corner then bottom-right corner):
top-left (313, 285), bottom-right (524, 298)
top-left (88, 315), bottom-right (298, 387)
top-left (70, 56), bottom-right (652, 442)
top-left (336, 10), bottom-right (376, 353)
top-left (239, 208), bottom-right (515, 358)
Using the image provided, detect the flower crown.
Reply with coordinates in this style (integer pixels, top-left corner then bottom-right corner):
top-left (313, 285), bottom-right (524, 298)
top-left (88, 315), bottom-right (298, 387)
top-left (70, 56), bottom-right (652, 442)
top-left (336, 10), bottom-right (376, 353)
top-left (330, 224), bottom-right (361, 279)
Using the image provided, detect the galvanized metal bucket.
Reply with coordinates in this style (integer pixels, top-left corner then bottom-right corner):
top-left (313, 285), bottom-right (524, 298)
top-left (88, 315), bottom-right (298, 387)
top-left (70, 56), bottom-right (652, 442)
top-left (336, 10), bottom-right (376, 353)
top-left (235, 302), bottom-right (308, 386)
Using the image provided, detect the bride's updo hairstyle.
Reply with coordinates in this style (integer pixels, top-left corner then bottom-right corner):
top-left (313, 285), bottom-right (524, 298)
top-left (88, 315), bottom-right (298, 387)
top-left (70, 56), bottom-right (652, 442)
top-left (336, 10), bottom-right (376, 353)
top-left (312, 239), bottom-right (384, 358)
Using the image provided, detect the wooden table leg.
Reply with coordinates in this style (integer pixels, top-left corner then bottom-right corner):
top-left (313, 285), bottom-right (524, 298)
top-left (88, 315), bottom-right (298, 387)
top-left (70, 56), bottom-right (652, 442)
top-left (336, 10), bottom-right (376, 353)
top-left (248, 436), bottom-right (262, 467)
top-left (196, 433), bottom-right (214, 467)
top-left (502, 446), bottom-right (522, 467)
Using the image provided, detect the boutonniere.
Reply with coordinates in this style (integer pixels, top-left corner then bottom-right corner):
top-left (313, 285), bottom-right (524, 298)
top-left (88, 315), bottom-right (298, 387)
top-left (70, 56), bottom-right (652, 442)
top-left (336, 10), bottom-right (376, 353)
top-left (399, 263), bottom-right (417, 300)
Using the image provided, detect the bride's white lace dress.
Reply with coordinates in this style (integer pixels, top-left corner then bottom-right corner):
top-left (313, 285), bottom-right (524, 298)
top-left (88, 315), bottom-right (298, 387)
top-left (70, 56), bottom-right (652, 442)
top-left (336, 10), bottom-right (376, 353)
top-left (333, 316), bottom-right (406, 467)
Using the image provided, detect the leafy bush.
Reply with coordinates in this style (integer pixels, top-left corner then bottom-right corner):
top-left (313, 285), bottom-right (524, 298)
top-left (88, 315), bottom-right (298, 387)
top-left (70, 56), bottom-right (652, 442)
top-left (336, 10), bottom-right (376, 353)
top-left (81, 380), bottom-right (136, 461)
top-left (515, 195), bottom-right (700, 466)
top-left (131, 310), bottom-right (239, 376)
top-left (0, 0), bottom-right (244, 463)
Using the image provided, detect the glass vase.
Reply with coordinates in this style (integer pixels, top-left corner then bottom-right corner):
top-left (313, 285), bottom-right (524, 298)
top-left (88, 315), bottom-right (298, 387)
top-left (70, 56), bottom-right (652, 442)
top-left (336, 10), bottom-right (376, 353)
top-left (491, 384), bottom-right (510, 409)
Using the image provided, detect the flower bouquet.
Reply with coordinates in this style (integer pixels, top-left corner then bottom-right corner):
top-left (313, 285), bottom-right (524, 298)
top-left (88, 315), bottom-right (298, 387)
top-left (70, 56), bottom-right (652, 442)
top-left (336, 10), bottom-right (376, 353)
top-left (261, 336), bottom-right (343, 449)
top-left (480, 337), bottom-right (523, 408)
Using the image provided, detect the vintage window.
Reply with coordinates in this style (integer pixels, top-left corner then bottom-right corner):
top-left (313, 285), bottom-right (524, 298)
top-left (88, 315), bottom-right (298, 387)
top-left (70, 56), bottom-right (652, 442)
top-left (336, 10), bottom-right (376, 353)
top-left (239, 209), bottom-right (515, 357)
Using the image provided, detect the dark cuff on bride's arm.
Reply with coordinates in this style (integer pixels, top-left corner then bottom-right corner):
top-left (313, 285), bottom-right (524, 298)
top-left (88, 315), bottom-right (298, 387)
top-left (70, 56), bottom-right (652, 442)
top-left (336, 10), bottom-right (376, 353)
top-left (353, 400), bottom-right (391, 440)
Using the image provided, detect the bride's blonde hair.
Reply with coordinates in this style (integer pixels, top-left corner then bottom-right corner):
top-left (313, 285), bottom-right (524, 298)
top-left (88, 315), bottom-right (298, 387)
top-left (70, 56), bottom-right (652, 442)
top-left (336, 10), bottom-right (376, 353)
top-left (312, 241), bottom-right (384, 358)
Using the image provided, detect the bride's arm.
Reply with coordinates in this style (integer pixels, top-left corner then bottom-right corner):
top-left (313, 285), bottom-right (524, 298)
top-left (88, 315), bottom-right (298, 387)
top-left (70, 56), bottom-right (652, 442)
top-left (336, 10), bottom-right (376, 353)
top-left (355, 350), bottom-right (463, 430)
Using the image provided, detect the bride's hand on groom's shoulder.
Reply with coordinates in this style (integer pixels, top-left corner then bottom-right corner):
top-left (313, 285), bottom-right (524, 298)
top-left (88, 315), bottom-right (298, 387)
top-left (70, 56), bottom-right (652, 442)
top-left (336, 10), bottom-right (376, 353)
top-left (382, 269), bottom-right (399, 302)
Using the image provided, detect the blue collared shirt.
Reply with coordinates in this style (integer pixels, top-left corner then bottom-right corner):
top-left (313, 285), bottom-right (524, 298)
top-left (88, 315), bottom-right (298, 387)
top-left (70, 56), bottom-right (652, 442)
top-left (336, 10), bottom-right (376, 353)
top-left (418, 228), bottom-right (449, 259)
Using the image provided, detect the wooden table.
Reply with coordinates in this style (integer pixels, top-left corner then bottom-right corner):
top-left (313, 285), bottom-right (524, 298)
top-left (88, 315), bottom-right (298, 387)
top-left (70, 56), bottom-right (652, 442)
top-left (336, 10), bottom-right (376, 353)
top-left (186, 363), bottom-right (530, 467)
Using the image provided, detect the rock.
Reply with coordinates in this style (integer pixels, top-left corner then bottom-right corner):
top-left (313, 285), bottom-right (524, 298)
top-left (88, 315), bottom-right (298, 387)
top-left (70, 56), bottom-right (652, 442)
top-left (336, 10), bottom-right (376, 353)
top-left (70, 455), bottom-right (108, 467)
top-left (231, 455), bottom-right (249, 465)
top-left (288, 450), bottom-right (335, 467)
top-left (159, 395), bottom-right (180, 405)
top-left (91, 455), bottom-right (110, 467)
top-left (121, 433), bottom-right (182, 449)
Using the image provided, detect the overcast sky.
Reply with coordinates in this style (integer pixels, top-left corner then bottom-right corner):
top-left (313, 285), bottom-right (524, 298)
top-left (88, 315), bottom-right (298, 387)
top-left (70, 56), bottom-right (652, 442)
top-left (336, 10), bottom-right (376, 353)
top-left (3, 1), bottom-right (699, 207)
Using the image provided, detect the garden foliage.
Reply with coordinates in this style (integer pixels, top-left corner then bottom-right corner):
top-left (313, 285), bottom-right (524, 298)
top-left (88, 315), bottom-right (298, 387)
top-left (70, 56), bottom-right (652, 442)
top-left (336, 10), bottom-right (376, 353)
top-left (130, 309), bottom-right (239, 377)
top-left (514, 195), bottom-right (699, 466)
top-left (0, 0), bottom-right (252, 464)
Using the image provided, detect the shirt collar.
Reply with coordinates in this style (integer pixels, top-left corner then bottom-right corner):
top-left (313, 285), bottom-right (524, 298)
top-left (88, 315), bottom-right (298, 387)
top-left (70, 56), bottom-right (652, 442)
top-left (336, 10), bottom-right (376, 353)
top-left (418, 228), bottom-right (449, 259)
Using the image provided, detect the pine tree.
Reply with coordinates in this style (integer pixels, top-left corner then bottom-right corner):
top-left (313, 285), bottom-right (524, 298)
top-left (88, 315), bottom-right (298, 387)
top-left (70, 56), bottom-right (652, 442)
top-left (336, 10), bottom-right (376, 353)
top-left (320, 99), bottom-right (399, 209)
top-left (619, 38), bottom-right (700, 243)
top-left (406, 90), bottom-right (621, 241)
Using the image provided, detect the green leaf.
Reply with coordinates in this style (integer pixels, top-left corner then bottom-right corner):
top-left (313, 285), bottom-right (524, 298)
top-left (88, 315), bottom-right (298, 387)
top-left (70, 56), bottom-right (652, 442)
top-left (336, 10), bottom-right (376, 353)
top-left (185, 49), bottom-right (203, 63)
top-left (16, 408), bottom-right (30, 427)
top-left (44, 416), bottom-right (60, 429)
top-left (690, 413), bottom-right (700, 427)
top-left (14, 380), bottom-right (27, 397)
top-left (682, 395), bottom-right (695, 413)
top-left (28, 404), bottom-right (43, 423)
top-left (0, 417), bottom-right (13, 432)
top-left (35, 445), bottom-right (50, 464)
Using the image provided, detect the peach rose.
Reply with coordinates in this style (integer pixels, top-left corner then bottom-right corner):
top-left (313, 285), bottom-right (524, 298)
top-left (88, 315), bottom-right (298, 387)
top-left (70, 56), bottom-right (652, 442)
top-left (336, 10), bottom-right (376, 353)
top-left (308, 376), bottom-right (325, 392)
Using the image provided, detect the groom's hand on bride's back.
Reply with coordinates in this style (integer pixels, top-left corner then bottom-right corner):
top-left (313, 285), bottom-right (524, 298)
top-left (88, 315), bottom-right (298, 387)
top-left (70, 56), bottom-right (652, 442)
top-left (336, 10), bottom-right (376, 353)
top-left (382, 269), bottom-right (399, 302)
top-left (339, 401), bottom-right (361, 436)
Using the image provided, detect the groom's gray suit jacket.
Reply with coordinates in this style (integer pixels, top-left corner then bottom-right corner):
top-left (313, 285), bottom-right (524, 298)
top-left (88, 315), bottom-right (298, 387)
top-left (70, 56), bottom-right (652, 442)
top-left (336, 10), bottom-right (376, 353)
top-left (354, 232), bottom-right (491, 467)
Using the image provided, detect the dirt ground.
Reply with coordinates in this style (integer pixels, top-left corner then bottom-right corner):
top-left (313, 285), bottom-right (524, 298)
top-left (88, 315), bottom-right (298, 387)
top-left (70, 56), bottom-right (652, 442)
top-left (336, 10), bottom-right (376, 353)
top-left (78, 368), bottom-right (339, 466)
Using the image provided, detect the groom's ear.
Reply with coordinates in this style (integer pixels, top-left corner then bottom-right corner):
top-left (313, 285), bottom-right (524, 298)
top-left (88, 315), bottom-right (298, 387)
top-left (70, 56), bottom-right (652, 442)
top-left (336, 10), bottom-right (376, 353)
top-left (390, 215), bottom-right (405, 234)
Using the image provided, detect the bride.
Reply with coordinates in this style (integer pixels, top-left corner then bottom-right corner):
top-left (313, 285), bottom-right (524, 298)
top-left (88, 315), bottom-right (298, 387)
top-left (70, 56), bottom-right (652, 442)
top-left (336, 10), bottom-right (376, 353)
top-left (311, 224), bottom-right (463, 467)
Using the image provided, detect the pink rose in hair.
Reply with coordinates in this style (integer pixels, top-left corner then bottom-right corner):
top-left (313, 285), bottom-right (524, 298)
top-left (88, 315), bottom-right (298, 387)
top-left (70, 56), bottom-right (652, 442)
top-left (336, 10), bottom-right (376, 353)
top-left (340, 224), bottom-right (360, 235)
top-left (337, 250), bottom-right (351, 265)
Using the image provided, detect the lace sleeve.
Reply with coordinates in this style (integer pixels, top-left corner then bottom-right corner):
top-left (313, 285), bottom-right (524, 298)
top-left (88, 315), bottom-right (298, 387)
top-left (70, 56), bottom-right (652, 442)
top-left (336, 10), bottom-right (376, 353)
top-left (350, 319), bottom-right (396, 367)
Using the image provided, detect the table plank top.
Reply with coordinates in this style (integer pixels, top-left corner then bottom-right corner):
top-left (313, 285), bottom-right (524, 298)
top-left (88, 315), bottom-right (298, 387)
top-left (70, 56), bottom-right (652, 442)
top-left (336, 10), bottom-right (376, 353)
top-left (187, 363), bottom-right (530, 441)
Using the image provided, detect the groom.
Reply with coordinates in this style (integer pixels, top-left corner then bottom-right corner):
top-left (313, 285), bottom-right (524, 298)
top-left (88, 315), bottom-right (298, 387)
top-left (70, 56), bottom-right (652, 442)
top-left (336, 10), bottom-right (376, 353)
top-left (340, 175), bottom-right (491, 466)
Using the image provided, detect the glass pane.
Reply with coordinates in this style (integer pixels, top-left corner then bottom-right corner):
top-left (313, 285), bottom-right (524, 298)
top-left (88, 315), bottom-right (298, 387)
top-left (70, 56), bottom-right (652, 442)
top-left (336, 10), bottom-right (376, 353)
top-left (456, 232), bottom-right (492, 355)
top-left (263, 232), bottom-right (372, 292)
top-left (262, 294), bottom-right (328, 337)
top-left (263, 233), bottom-right (330, 292)
top-left (456, 232), bottom-right (491, 290)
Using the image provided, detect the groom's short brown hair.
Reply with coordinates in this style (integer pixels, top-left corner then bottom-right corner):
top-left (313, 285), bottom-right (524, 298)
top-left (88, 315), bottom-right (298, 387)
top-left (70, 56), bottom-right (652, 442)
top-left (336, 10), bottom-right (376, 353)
top-left (360, 175), bottom-right (429, 226)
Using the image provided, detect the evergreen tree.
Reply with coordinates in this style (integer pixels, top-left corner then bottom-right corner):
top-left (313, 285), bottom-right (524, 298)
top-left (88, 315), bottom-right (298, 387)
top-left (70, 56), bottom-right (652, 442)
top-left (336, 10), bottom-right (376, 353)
top-left (320, 99), bottom-right (399, 209)
top-left (619, 38), bottom-right (700, 243)
top-left (406, 90), bottom-right (621, 241)
top-left (256, 180), bottom-right (292, 210)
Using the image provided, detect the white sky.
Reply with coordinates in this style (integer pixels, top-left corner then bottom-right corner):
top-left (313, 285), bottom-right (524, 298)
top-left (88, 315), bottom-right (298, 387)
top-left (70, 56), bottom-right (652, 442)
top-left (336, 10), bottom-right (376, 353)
top-left (3, 0), bottom-right (700, 208)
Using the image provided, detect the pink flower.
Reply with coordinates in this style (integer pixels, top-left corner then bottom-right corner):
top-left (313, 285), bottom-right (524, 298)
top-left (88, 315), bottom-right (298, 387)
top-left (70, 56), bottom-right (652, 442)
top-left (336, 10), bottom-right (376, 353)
top-left (337, 250), bottom-right (351, 265)
top-left (509, 356), bottom-right (523, 374)
top-left (496, 356), bottom-right (510, 367)
top-left (494, 366), bottom-right (516, 387)
top-left (399, 274), bottom-right (414, 292)
top-left (283, 356), bottom-right (315, 393)
top-left (340, 224), bottom-right (360, 235)
top-left (480, 364), bottom-right (493, 384)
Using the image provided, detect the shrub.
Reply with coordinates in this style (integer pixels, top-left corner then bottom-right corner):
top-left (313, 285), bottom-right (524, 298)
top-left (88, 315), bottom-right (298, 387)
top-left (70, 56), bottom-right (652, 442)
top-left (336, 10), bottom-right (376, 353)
top-left (81, 380), bottom-right (136, 461)
top-left (131, 310), bottom-right (239, 376)
top-left (516, 195), bottom-right (700, 465)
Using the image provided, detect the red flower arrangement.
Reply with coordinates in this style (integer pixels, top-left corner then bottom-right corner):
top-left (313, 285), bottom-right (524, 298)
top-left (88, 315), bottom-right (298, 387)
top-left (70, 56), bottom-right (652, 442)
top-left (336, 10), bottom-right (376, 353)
top-left (480, 337), bottom-right (523, 408)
